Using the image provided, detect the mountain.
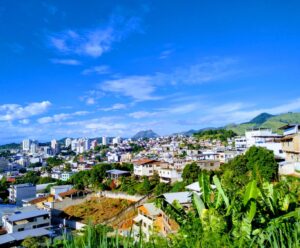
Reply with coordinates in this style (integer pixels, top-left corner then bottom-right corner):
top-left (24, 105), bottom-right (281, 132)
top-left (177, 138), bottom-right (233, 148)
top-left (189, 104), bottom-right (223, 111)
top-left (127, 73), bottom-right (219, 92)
top-left (176, 127), bottom-right (218, 136)
top-left (132, 130), bottom-right (159, 140)
top-left (0, 143), bottom-right (20, 150)
top-left (247, 113), bottom-right (274, 125)
top-left (226, 112), bottom-right (300, 135)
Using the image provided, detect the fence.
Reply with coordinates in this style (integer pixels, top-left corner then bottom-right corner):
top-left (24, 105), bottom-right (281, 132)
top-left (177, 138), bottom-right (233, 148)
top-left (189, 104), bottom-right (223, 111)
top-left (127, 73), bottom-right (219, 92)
top-left (98, 191), bottom-right (144, 202)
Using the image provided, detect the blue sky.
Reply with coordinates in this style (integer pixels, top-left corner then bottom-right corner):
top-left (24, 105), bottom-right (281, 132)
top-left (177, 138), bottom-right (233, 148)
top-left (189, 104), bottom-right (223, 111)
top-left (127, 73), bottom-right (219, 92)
top-left (0, 0), bottom-right (300, 143)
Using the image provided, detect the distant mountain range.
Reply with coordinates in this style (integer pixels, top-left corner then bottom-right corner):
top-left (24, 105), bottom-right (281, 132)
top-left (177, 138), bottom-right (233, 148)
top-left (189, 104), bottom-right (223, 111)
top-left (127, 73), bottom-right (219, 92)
top-left (1, 112), bottom-right (300, 149)
top-left (178, 112), bottom-right (300, 136)
top-left (0, 143), bottom-right (20, 150)
top-left (225, 112), bottom-right (300, 135)
top-left (132, 130), bottom-right (159, 140)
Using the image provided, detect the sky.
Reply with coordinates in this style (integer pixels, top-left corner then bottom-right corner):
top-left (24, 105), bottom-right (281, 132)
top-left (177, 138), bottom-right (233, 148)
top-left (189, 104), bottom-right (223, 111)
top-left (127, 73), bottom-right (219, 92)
top-left (0, 0), bottom-right (300, 144)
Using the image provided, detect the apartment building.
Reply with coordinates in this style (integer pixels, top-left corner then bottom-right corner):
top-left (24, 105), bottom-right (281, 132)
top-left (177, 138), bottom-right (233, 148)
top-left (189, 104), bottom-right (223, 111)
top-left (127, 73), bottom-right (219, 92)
top-left (8, 184), bottom-right (36, 206)
top-left (2, 209), bottom-right (50, 233)
top-left (157, 168), bottom-right (182, 183)
top-left (280, 124), bottom-right (300, 162)
top-left (133, 159), bottom-right (160, 177)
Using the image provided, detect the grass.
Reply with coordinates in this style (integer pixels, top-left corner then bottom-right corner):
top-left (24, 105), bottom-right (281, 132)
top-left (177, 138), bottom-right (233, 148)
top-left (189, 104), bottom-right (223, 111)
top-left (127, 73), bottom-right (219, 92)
top-left (63, 197), bottom-right (133, 224)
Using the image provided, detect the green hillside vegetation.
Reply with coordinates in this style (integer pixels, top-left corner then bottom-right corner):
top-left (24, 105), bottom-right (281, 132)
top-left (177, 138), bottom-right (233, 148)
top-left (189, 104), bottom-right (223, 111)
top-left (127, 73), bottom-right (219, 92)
top-left (39, 147), bottom-right (300, 248)
top-left (0, 143), bottom-right (20, 150)
top-left (248, 112), bottom-right (274, 124)
top-left (226, 112), bottom-right (300, 135)
top-left (193, 129), bottom-right (237, 142)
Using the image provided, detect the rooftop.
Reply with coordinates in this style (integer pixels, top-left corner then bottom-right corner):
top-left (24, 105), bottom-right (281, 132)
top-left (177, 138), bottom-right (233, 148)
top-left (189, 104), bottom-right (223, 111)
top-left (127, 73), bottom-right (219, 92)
top-left (106, 169), bottom-right (130, 175)
top-left (0, 227), bottom-right (51, 245)
top-left (10, 183), bottom-right (35, 189)
top-left (6, 209), bottom-right (49, 222)
top-left (139, 203), bottom-right (161, 216)
top-left (161, 192), bottom-right (192, 205)
top-left (134, 158), bottom-right (158, 165)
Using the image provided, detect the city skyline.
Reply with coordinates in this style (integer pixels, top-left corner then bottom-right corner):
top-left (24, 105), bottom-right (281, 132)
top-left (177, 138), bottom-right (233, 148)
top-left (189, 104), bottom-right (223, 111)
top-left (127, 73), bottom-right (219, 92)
top-left (1, 1), bottom-right (300, 143)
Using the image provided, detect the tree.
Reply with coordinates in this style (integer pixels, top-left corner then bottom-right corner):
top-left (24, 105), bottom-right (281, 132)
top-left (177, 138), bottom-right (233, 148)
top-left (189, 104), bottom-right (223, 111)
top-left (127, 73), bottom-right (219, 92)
top-left (245, 146), bottom-right (278, 182)
top-left (182, 162), bottom-right (201, 183)
top-left (139, 176), bottom-right (151, 195)
top-left (46, 157), bottom-right (64, 167)
top-left (154, 182), bottom-right (171, 196)
top-left (221, 146), bottom-right (278, 195)
top-left (64, 163), bottom-right (72, 172)
top-left (21, 236), bottom-right (48, 248)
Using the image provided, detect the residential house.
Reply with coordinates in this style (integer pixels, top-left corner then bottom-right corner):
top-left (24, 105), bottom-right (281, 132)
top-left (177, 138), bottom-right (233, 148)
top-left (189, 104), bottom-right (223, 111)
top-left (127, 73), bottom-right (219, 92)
top-left (2, 208), bottom-right (50, 233)
top-left (280, 124), bottom-right (300, 162)
top-left (50, 185), bottom-right (73, 199)
top-left (132, 203), bottom-right (179, 241)
top-left (8, 184), bottom-right (36, 206)
top-left (133, 159), bottom-right (160, 177)
top-left (157, 168), bottom-right (182, 183)
top-left (106, 169), bottom-right (131, 180)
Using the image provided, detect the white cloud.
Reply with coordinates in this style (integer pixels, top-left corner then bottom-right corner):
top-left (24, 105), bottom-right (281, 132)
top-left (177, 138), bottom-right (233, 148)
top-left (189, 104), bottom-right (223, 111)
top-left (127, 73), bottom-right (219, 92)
top-left (98, 57), bottom-right (239, 101)
top-left (100, 76), bottom-right (160, 101)
top-left (129, 111), bottom-right (158, 119)
top-left (51, 58), bottom-right (81, 65)
top-left (38, 111), bottom-right (89, 124)
top-left (48, 15), bottom-right (141, 58)
top-left (80, 90), bottom-right (104, 105)
top-left (100, 103), bottom-right (127, 111)
top-left (190, 98), bottom-right (300, 127)
top-left (0, 101), bottom-right (51, 121)
top-left (159, 49), bottom-right (173, 59)
top-left (82, 65), bottom-right (110, 75)
top-left (19, 119), bottom-right (30, 125)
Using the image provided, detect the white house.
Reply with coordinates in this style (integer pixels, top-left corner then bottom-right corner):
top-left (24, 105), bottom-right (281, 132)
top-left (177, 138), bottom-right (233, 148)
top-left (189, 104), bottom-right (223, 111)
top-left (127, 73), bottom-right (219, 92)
top-left (8, 184), bottom-right (36, 206)
top-left (133, 159), bottom-right (160, 177)
top-left (60, 172), bottom-right (75, 181)
top-left (158, 168), bottom-right (182, 183)
top-left (50, 185), bottom-right (73, 199)
top-left (2, 208), bottom-right (50, 233)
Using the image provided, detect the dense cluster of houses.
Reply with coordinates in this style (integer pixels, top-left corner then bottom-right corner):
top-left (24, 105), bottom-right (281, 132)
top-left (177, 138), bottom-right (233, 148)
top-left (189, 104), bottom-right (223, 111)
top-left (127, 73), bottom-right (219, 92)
top-left (0, 124), bottom-right (300, 245)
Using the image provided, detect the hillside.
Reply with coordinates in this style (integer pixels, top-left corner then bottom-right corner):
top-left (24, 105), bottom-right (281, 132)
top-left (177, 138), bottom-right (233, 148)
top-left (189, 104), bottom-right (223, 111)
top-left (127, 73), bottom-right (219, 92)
top-left (226, 112), bottom-right (300, 135)
top-left (247, 113), bottom-right (274, 124)
top-left (132, 130), bottom-right (159, 140)
top-left (0, 143), bottom-right (20, 150)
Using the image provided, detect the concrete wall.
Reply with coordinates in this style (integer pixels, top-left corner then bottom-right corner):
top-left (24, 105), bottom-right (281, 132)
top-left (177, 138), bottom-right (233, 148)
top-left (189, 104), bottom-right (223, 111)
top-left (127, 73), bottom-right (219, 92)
top-left (98, 191), bottom-right (144, 202)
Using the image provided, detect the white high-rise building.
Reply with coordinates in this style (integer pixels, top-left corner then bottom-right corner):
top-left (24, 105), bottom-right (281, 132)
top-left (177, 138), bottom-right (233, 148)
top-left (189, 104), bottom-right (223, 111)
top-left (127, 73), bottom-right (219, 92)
top-left (112, 136), bottom-right (121, 145)
top-left (65, 138), bottom-right (72, 147)
top-left (84, 139), bottom-right (91, 150)
top-left (22, 139), bottom-right (32, 152)
top-left (30, 142), bottom-right (38, 154)
top-left (51, 139), bottom-right (60, 154)
top-left (91, 140), bottom-right (98, 149)
top-left (102, 136), bottom-right (108, 145)
top-left (71, 139), bottom-right (78, 151)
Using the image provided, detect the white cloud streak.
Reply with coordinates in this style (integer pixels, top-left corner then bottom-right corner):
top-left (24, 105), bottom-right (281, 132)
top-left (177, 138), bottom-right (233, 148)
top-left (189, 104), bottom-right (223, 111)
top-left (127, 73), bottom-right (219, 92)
top-left (38, 111), bottom-right (89, 124)
top-left (82, 65), bottom-right (110, 75)
top-left (98, 57), bottom-right (239, 101)
top-left (100, 103), bottom-right (127, 111)
top-left (0, 101), bottom-right (51, 121)
top-left (48, 15), bottom-right (141, 58)
top-left (51, 58), bottom-right (81, 65)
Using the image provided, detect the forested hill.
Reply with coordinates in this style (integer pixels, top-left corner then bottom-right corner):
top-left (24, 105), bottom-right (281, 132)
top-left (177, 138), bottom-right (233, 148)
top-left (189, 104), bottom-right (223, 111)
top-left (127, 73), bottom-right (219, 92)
top-left (226, 112), bottom-right (300, 135)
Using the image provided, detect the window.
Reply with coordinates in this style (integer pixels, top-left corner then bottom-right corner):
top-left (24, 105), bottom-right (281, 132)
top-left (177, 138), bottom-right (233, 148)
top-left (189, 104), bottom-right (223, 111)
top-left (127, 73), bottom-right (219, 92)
top-left (18, 228), bottom-right (24, 231)
top-left (37, 223), bottom-right (49, 228)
